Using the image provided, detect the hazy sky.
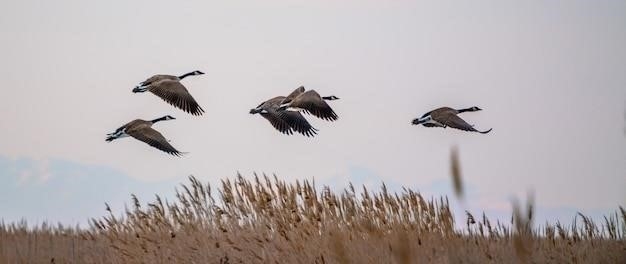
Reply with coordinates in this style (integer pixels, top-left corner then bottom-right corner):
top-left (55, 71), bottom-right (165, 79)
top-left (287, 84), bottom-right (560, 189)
top-left (1, 0), bottom-right (625, 225)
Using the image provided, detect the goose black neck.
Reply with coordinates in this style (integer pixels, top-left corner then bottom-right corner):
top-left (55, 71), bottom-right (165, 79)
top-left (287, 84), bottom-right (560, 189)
top-left (457, 107), bottom-right (474, 113)
top-left (151, 116), bottom-right (169, 123)
top-left (178, 71), bottom-right (195, 80)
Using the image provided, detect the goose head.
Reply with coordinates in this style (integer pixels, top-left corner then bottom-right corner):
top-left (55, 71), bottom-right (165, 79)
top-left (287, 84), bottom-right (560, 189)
top-left (457, 106), bottom-right (483, 113)
top-left (178, 70), bottom-right (206, 80)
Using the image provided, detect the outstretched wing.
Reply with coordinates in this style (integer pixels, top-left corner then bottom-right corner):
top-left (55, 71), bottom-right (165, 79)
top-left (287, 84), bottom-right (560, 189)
top-left (441, 114), bottom-right (492, 134)
top-left (278, 110), bottom-right (318, 137)
top-left (141, 74), bottom-right (177, 86)
top-left (260, 109), bottom-right (294, 135)
top-left (148, 79), bottom-right (205, 116)
top-left (291, 90), bottom-right (338, 121)
top-left (126, 126), bottom-right (184, 156)
top-left (282, 86), bottom-right (306, 104)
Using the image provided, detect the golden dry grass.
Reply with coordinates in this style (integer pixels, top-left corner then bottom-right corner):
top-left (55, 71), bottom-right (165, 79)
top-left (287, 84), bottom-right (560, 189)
top-left (1, 175), bottom-right (624, 263)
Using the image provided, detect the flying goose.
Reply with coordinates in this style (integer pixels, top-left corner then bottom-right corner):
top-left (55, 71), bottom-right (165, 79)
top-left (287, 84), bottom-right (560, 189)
top-left (106, 115), bottom-right (185, 156)
top-left (250, 96), bottom-right (318, 137)
top-left (412, 106), bottom-right (492, 134)
top-left (277, 86), bottom-right (339, 121)
top-left (132, 71), bottom-right (205, 116)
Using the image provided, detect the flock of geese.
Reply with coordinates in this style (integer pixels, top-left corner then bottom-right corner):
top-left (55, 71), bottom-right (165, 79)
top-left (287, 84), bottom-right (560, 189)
top-left (106, 70), bottom-right (492, 156)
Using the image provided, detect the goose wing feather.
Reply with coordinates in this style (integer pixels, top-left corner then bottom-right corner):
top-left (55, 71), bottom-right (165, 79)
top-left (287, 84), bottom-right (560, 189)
top-left (281, 86), bottom-right (306, 104)
top-left (148, 80), bottom-right (205, 116)
top-left (260, 109), bottom-right (294, 135)
top-left (278, 110), bottom-right (318, 137)
top-left (440, 113), bottom-right (491, 134)
top-left (290, 90), bottom-right (338, 121)
top-left (126, 125), bottom-right (184, 156)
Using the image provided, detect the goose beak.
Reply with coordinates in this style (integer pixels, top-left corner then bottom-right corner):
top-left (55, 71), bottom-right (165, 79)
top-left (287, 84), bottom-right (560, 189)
top-left (132, 86), bottom-right (142, 93)
top-left (249, 109), bottom-right (258, 114)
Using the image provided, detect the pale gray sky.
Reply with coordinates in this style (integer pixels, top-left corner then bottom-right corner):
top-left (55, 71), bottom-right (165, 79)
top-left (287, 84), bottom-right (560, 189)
top-left (1, 0), bottom-right (625, 224)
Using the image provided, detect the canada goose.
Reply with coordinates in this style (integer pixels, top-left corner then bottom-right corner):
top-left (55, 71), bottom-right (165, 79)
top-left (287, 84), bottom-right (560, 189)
top-left (412, 106), bottom-right (492, 134)
top-left (277, 86), bottom-right (339, 121)
top-left (106, 115), bottom-right (184, 156)
top-left (132, 71), bottom-right (205, 116)
top-left (250, 96), bottom-right (318, 137)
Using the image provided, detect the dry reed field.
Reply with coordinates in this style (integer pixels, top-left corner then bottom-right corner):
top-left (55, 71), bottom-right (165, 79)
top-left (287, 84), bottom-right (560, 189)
top-left (1, 175), bottom-right (624, 263)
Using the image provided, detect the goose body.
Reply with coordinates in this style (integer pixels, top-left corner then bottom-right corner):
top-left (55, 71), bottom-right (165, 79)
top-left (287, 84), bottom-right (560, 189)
top-left (250, 96), bottom-right (318, 137)
top-left (106, 115), bottom-right (184, 156)
top-left (412, 106), bottom-right (492, 134)
top-left (277, 86), bottom-right (339, 121)
top-left (132, 71), bottom-right (205, 116)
